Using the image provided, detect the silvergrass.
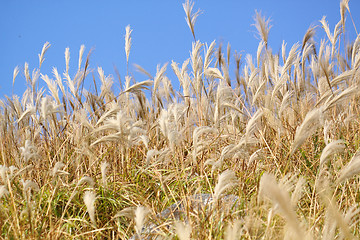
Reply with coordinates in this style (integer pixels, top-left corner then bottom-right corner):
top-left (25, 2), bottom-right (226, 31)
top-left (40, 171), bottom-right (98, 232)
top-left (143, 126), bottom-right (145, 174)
top-left (84, 190), bottom-right (97, 227)
top-left (0, 1), bottom-right (360, 239)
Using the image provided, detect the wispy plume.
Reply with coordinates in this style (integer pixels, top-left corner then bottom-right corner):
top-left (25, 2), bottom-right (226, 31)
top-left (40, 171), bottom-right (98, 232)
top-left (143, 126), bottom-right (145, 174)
top-left (319, 140), bottom-right (345, 167)
top-left (213, 170), bottom-right (237, 201)
top-left (175, 221), bottom-right (191, 240)
top-left (290, 107), bottom-right (324, 155)
top-left (253, 11), bottom-right (272, 48)
top-left (125, 25), bottom-right (133, 64)
top-left (183, 0), bottom-right (202, 40)
top-left (134, 206), bottom-right (149, 237)
top-left (337, 151), bottom-right (360, 184)
top-left (101, 161), bottom-right (110, 187)
top-left (38, 42), bottom-right (51, 69)
top-left (259, 173), bottom-right (304, 240)
top-left (84, 191), bottom-right (97, 227)
top-left (65, 47), bottom-right (70, 74)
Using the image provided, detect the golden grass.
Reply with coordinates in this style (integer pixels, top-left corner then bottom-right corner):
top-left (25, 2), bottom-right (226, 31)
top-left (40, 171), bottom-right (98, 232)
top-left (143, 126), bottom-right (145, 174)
top-left (1, 0), bottom-right (360, 239)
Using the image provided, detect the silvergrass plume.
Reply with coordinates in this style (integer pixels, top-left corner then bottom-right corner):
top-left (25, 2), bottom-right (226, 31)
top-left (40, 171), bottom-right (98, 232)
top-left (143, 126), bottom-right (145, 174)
top-left (38, 42), bottom-right (51, 69)
top-left (22, 180), bottom-right (39, 193)
top-left (84, 190), bottom-right (97, 227)
top-left (125, 25), bottom-right (132, 64)
top-left (337, 151), bottom-right (360, 184)
top-left (175, 221), bottom-right (191, 240)
top-left (52, 162), bottom-right (69, 177)
top-left (290, 107), bottom-right (324, 156)
top-left (0, 185), bottom-right (9, 199)
top-left (319, 140), bottom-right (345, 167)
top-left (101, 161), bottom-right (110, 187)
top-left (183, 0), bottom-right (201, 41)
top-left (134, 206), bottom-right (148, 237)
top-left (259, 173), bottom-right (303, 240)
top-left (64, 47), bottom-right (70, 74)
top-left (213, 169), bottom-right (237, 201)
top-left (78, 44), bottom-right (85, 71)
top-left (225, 220), bottom-right (242, 240)
top-left (12, 66), bottom-right (19, 90)
top-left (253, 11), bottom-right (272, 48)
top-left (78, 176), bottom-right (95, 188)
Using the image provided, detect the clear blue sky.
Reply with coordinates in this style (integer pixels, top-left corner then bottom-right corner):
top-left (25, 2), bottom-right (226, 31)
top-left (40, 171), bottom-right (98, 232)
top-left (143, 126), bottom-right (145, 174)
top-left (1, 0), bottom-right (359, 98)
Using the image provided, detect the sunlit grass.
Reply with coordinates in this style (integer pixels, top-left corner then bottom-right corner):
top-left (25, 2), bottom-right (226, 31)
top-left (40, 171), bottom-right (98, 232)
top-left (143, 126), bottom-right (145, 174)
top-left (1, 0), bottom-right (360, 239)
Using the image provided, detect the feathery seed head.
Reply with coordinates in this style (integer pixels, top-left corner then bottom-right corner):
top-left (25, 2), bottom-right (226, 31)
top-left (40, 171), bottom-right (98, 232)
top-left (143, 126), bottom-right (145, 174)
top-left (175, 221), bottom-right (191, 240)
top-left (259, 173), bottom-right (303, 240)
top-left (213, 169), bottom-right (237, 201)
top-left (125, 25), bottom-right (133, 63)
top-left (65, 47), bottom-right (70, 74)
top-left (84, 190), bottom-right (97, 226)
top-left (52, 162), bottom-right (69, 177)
top-left (22, 179), bottom-right (39, 193)
top-left (78, 176), bottom-right (95, 188)
top-left (134, 205), bottom-right (149, 236)
top-left (20, 140), bottom-right (38, 164)
top-left (38, 42), bottom-right (51, 69)
top-left (0, 185), bottom-right (9, 199)
top-left (320, 140), bottom-right (345, 167)
top-left (101, 161), bottom-right (110, 187)
top-left (183, 0), bottom-right (202, 40)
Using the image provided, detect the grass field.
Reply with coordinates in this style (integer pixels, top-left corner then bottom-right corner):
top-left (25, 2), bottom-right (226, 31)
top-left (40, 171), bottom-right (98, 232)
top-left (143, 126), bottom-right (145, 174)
top-left (1, 0), bottom-right (360, 239)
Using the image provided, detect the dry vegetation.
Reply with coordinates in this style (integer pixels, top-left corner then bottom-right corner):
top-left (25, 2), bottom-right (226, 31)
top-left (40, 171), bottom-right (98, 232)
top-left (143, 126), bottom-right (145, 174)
top-left (1, 0), bottom-right (360, 239)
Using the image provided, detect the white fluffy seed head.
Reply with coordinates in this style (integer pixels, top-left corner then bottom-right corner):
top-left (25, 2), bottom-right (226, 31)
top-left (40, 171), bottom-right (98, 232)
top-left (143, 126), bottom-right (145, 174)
top-left (319, 140), bottom-right (345, 167)
top-left (22, 179), bottom-right (39, 193)
top-left (101, 161), bottom-right (110, 187)
top-left (259, 173), bottom-right (303, 240)
top-left (52, 162), bottom-right (68, 177)
top-left (134, 205), bottom-right (149, 236)
top-left (337, 152), bottom-right (360, 184)
top-left (84, 191), bottom-right (97, 226)
top-left (0, 185), bottom-right (9, 199)
top-left (213, 169), bottom-right (237, 201)
top-left (125, 25), bottom-right (133, 63)
top-left (175, 221), bottom-right (191, 240)
top-left (78, 176), bottom-right (95, 188)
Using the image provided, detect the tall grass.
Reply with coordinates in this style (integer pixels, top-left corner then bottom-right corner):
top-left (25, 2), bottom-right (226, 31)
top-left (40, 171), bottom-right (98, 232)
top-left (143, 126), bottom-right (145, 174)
top-left (1, 0), bottom-right (360, 239)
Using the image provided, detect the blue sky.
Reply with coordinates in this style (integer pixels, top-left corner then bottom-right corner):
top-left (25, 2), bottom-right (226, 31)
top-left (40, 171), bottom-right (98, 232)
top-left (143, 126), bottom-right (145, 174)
top-left (1, 0), bottom-right (359, 98)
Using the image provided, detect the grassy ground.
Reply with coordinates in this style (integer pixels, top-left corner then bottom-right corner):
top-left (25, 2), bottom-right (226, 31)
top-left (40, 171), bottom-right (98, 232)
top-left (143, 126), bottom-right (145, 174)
top-left (1, 0), bottom-right (360, 239)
